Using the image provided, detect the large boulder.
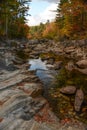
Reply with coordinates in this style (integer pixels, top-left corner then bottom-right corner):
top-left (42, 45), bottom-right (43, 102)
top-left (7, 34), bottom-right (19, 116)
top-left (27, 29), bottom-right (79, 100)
top-left (76, 60), bottom-right (87, 69)
top-left (74, 89), bottom-right (84, 112)
top-left (60, 86), bottom-right (76, 95)
top-left (76, 68), bottom-right (87, 75)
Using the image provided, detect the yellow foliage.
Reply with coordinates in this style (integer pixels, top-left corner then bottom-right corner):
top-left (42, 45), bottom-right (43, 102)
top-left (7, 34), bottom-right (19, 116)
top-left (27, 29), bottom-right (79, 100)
top-left (56, 0), bottom-right (87, 40)
top-left (42, 22), bottom-right (58, 39)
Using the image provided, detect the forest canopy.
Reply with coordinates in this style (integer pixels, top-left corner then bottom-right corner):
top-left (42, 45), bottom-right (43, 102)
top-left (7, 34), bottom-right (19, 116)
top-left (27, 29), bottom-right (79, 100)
top-left (56, 0), bottom-right (87, 40)
top-left (0, 0), bottom-right (87, 40)
top-left (0, 0), bottom-right (31, 38)
top-left (29, 0), bottom-right (87, 40)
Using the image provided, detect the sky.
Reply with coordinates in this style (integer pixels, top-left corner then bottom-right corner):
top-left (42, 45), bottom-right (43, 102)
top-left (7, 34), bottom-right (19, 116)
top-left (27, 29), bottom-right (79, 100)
top-left (27, 0), bottom-right (59, 26)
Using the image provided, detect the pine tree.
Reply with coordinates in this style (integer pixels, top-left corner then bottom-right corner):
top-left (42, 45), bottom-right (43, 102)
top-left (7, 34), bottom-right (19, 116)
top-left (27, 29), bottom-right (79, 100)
top-left (0, 0), bottom-right (31, 38)
top-left (56, 0), bottom-right (87, 39)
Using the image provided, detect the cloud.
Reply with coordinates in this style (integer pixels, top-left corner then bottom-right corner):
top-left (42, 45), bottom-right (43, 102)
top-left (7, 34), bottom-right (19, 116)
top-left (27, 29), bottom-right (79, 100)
top-left (36, 0), bottom-right (59, 3)
top-left (40, 3), bottom-right (57, 21)
top-left (27, 15), bottom-right (42, 26)
top-left (28, 3), bottom-right (57, 26)
top-left (47, 0), bottom-right (59, 2)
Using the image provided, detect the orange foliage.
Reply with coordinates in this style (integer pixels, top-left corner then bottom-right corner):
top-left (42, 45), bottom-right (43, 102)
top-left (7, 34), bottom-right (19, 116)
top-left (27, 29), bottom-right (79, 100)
top-left (42, 22), bottom-right (58, 39)
top-left (34, 104), bottom-right (57, 123)
top-left (56, 0), bottom-right (87, 39)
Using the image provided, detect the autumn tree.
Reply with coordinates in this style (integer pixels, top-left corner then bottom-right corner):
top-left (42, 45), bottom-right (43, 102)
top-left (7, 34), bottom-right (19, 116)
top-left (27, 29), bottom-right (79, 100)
top-left (56, 0), bottom-right (87, 39)
top-left (0, 0), bottom-right (31, 38)
top-left (42, 22), bottom-right (58, 39)
top-left (29, 23), bottom-right (45, 39)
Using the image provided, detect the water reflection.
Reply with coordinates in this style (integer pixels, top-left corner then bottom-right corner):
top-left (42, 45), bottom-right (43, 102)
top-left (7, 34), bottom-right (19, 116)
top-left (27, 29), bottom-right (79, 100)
top-left (29, 58), bottom-right (55, 88)
top-left (29, 58), bottom-right (47, 70)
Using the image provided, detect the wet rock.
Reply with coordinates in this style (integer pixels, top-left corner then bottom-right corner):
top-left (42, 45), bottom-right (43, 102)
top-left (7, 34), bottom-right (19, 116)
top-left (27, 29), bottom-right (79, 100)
top-left (30, 55), bottom-right (39, 59)
top-left (54, 49), bottom-right (63, 55)
top-left (74, 89), bottom-right (84, 112)
top-left (23, 74), bottom-right (40, 83)
top-left (19, 83), bottom-right (43, 97)
top-left (29, 51), bottom-right (40, 59)
top-left (46, 58), bottom-right (55, 65)
top-left (60, 86), bottom-right (76, 95)
top-left (12, 56), bottom-right (25, 65)
top-left (65, 61), bottom-right (75, 71)
top-left (54, 61), bottom-right (63, 70)
top-left (6, 63), bottom-right (18, 71)
top-left (28, 39), bottom-right (39, 44)
top-left (0, 39), bottom-right (87, 130)
top-left (0, 59), bottom-right (6, 70)
top-left (76, 60), bottom-right (87, 69)
top-left (0, 72), bottom-right (30, 90)
top-left (75, 68), bottom-right (87, 75)
top-left (0, 71), bottom-right (4, 75)
top-left (64, 46), bottom-right (75, 54)
top-left (20, 114), bottom-right (32, 120)
top-left (16, 98), bottom-right (46, 120)
top-left (41, 57), bottom-right (49, 61)
top-left (76, 48), bottom-right (83, 59)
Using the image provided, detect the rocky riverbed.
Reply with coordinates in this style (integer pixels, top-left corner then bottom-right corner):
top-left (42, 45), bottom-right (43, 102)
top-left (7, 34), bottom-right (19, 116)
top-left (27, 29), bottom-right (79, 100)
top-left (0, 39), bottom-right (87, 130)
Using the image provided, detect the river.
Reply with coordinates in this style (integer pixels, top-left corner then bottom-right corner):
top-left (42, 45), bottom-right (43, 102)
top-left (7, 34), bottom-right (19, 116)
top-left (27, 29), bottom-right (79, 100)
top-left (29, 58), bottom-right (87, 124)
top-left (29, 58), bottom-right (56, 96)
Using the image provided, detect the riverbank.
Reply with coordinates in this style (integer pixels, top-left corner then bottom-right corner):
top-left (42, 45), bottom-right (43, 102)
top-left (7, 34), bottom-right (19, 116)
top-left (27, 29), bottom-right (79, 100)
top-left (0, 39), bottom-right (87, 130)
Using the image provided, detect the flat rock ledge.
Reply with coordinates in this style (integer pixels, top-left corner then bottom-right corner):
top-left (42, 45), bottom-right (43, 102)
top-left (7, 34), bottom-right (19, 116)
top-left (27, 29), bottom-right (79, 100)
top-left (0, 64), bottom-right (86, 130)
top-left (0, 65), bottom-right (59, 130)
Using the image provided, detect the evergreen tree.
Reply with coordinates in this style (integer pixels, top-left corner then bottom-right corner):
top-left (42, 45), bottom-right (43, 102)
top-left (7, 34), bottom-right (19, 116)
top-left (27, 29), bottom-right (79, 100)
top-left (0, 0), bottom-right (31, 38)
top-left (56, 0), bottom-right (87, 39)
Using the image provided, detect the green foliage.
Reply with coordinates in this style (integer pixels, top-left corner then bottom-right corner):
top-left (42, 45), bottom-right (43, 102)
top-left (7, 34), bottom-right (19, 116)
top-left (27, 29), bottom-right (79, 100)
top-left (55, 68), bottom-right (67, 87)
top-left (42, 22), bottom-right (58, 39)
top-left (29, 21), bottom-right (59, 40)
top-left (9, 22), bottom-right (29, 38)
top-left (55, 68), bottom-right (87, 91)
top-left (29, 23), bottom-right (45, 39)
top-left (56, 0), bottom-right (87, 40)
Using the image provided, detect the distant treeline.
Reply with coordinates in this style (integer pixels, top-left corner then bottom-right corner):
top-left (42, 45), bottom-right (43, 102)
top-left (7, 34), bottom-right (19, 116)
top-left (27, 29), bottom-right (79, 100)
top-left (29, 0), bottom-right (87, 40)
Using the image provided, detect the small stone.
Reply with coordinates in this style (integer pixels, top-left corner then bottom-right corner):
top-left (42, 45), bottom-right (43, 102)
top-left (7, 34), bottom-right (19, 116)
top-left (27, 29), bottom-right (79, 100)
top-left (76, 60), bottom-right (87, 69)
top-left (74, 89), bottom-right (84, 112)
top-left (20, 114), bottom-right (31, 120)
top-left (60, 86), bottom-right (76, 95)
top-left (19, 83), bottom-right (43, 97)
top-left (65, 61), bottom-right (75, 71)
top-left (29, 109), bottom-right (35, 114)
top-left (46, 58), bottom-right (55, 65)
top-left (67, 126), bottom-right (73, 130)
top-left (64, 46), bottom-right (75, 54)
